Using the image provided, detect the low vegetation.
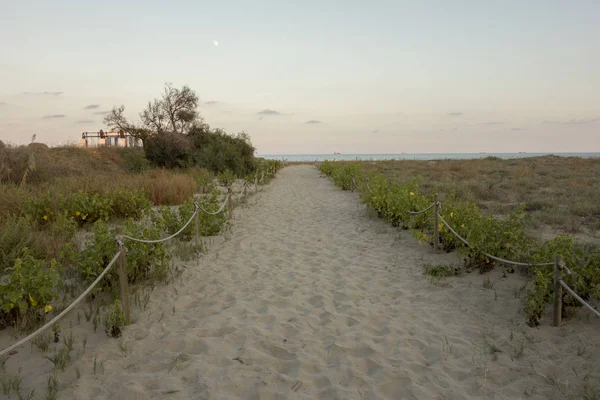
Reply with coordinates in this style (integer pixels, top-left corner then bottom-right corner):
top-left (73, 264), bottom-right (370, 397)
top-left (0, 95), bottom-right (282, 332)
top-left (320, 159), bottom-right (600, 326)
top-left (358, 156), bottom-right (600, 242)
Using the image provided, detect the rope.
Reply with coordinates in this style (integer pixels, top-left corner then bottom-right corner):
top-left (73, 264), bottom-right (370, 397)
top-left (437, 214), bottom-right (554, 267)
top-left (559, 260), bottom-right (572, 275)
top-left (0, 251), bottom-right (122, 358)
top-left (195, 194), bottom-right (230, 215)
top-left (559, 280), bottom-right (600, 318)
top-left (123, 209), bottom-right (199, 244)
top-left (408, 203), bottom-right (436, 215)
top-left (233, 183), bottom-right (247, 199)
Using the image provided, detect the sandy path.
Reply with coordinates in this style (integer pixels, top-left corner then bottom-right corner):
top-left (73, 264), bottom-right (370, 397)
top-left (54, 165), bottom-right (600, 399)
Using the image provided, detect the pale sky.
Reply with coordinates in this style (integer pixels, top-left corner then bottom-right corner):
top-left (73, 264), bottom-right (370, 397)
top-left (0, 0), bottom-right (598, 154)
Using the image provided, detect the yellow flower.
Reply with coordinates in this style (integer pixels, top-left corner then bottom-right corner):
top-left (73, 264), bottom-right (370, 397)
top-left (461, 224), bottom-right (465, 228)
top-left (29, 295), bottom-right (37, 306)
top-left (409, 192), bottom-right (415, 196)
top-left (44, 305), bottom-right (52, 313)
top-left (43, 215), bottom-right (48, 221)
top-left (76, 211), bottom-right (81, 216)
top-left (450, 212), bottom-right (454, 218)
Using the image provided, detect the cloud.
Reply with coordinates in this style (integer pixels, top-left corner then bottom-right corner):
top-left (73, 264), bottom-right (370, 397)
top-left (372, 129), bottom-right (379, 133)
top-left (257, 109), bottom-right (280, 116)
top-left (481, 121), bottom-right (503, 125)
top-left (447, 112), bottom-right (463, 116)
top-left (76, 119), bottom-right (94, 124)
top-left (84, 104), bottom-right (100, 109)
top-left (42, 114), bottom-right (66, 119)
top-left (0, 102), bottom-right (6, 106)
top-left (306, 120), bottom-right (322, 124)
top-left (93, 110), bottom-right (110, 115)
top-left (511, 128), bottom-right (521, 131)
top-left (23, 91), bottom-right (63, 96)
top-left (542, 118), bottom-right (599, 125)
top-left (204, 101), bottom-right (218, 105)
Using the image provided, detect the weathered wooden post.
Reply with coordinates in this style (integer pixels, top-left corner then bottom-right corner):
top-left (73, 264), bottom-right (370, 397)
top-left (254, 174), bottom-right (258, 193)
top-left (194, 202), bottom-right (200, 248)
top-left (351, 174), bottom-right (355, 192)
top-left (115, 228), bottom-right (131, 325)
top-left (261, 171), bottom-right (265, 186)
top-left (433, 195), bottom-right (439, 253)
top-left (227, 187), bottom-right (233, 219)
top-left (553, 254), bottom-right (563, 327)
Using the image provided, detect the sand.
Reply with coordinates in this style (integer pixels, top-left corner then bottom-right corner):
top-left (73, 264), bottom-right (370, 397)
top-left (1, 165), bottom-right (599, 399)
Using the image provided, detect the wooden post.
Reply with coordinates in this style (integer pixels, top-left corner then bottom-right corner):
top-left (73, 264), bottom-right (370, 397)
top-left (115, 228), bottom-right (131, 325)
top-left (261, 171), bottom-right (265, 186)
top-left (194, 204), bottom-right (200, 248)
top-left (553, 254), bottom-right (563, 327)
top-left (351, 174), bottom-right (355, 192)
top-left (227, 187), bottom-right (233, 219)
top-left (433, 195), bottom-right (439, 253)
top-left (254, 174), bottom-right (258, 193)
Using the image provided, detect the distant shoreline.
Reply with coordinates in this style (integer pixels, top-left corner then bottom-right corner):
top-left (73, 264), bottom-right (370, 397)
top-left (259, 152), bottom-right (600, 162)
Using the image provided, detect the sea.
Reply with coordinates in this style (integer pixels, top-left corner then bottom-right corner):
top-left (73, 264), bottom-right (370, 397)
top-left (258, 153), bottom-right (600, 162)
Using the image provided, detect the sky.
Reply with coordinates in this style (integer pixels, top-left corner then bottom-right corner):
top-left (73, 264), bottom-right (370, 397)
top-left (0, 0), bottom-right (598, 154)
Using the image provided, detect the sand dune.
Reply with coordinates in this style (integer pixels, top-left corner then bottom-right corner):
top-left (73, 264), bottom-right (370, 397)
top-left (2, 165), bottom-right (599, 399)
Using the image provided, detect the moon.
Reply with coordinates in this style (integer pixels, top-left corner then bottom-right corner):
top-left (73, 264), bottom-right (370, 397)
top-left (213, 40), bottom-right (219, 47)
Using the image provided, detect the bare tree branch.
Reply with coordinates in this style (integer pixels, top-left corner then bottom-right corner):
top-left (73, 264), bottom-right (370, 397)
top-left (104, 105), bottom-right (150, 141)
top-left (105, 83), bottom-right (201, 140)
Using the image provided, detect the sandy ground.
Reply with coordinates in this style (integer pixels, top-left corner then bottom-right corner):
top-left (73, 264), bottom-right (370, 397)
top-left (2, 165), bottom-right (599, 399)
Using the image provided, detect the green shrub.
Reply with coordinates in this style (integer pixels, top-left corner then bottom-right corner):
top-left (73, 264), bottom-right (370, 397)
top-left (152, 192), bottom-right (227, 240)
top-left (107, 189), bottom-right (151, 219)
top-left (121, 148), bottom-right (151, 173)
top-left (24, 192), bottom-right (57, 225)
top-left (122, 219), bottom-right (169, 283)
top-left (197, 191), bottom-right (228, 236)
top-left (0, 216), bottom-right (33, 274)
top-left (74, 221), bottom-right (119, 288)
top-left (0, 248), bottom-right (60, 328)
top-left (144, 132), bottom-right (194, 169)
top-left (104, 299), bottom-right (126, 338)
top-left (75, 220), bottom-right (170, 289)
top-left (217, 169), bottom-right (235, 187)
top-left (188, 127), bottom-right (256, 176)
top-left (61, 191), bottom-right (111, 226)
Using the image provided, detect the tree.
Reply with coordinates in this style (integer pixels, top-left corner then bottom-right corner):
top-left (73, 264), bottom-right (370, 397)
top-left (139, 83), bottom-right (200, 134)
top-left (104, 83), bottom-right (201, 140)
top-left (104, 105), bottom-right (150, 142)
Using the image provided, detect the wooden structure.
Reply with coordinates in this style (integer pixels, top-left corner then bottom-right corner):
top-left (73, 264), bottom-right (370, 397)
top-left (80, 130), bottom-right (142, 148)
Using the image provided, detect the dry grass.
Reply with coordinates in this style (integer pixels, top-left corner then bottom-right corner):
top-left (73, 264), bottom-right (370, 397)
top-left (360, 156), bottom-right (600, 245)
top-left (0, 145), bottom-right (205, 213)
top-left (140, 170), bottom-right (198, 205)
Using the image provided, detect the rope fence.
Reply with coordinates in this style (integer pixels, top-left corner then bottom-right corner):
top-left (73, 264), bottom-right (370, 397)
top-left (349, 173), bottom-right (599, 326)
top-left (0, 174), bottom-right (268, 358)
top-left (408, 203), bottom-right (436, 216)
top-left (0, 252), bottom-right (121, 358)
